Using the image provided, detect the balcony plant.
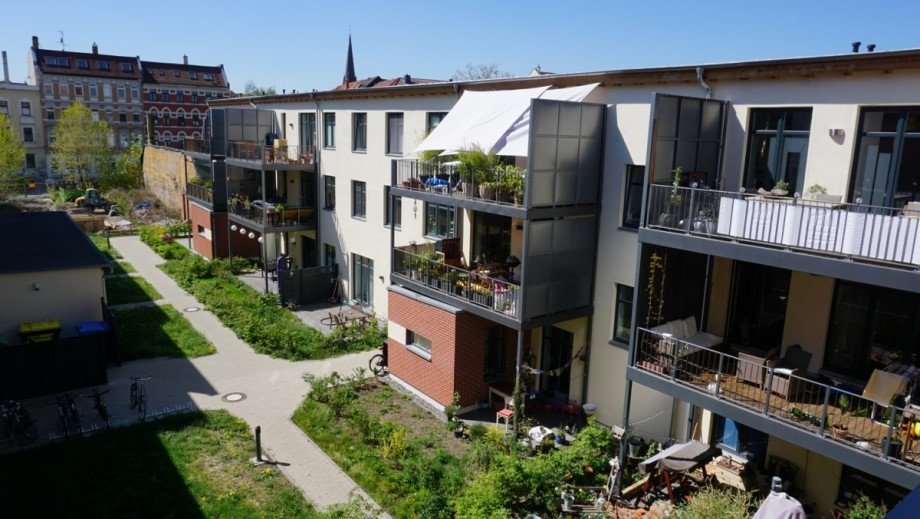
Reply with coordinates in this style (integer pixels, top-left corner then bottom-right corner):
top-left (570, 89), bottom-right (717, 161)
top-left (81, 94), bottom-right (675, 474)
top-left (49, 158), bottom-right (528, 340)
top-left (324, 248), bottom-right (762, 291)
top-left (456, 147), bottom-right (500, 197)
top-left (497, 164), bottom-right (525, 204)
top-left (805, 183), bottom-right (828, 199)
top-left (771, 179), bottom-right (791, 196)
top-left (832, 394), bottom-right (852, 439)
top-left (658, 167), bottom-right (684, 227)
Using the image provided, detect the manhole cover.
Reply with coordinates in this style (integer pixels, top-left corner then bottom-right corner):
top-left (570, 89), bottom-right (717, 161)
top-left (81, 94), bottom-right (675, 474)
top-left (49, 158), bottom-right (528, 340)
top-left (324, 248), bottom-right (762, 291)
top-left (222, 392), bottom-right (246, 402)
top-left (184, 307), bottom-right (201, 313)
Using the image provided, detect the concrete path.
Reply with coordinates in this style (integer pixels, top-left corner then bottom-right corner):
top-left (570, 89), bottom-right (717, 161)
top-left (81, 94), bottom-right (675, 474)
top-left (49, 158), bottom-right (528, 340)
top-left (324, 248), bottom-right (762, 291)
top-left (105, 236), bottom-right (379, 511)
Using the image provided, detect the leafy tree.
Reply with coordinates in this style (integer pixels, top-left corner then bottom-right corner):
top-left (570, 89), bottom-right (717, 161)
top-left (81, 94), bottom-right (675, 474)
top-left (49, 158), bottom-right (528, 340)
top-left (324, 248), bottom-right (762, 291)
top-left (452, 63), bottom-right (513, 81)
top-left (98, 136), bottom-right (143, 191)
top-left (243, 81), bottom-right (277, 96)
top-left (50, 101), bottom-right (112, 187)
top-left (0, 113), bottom-right (26, 197)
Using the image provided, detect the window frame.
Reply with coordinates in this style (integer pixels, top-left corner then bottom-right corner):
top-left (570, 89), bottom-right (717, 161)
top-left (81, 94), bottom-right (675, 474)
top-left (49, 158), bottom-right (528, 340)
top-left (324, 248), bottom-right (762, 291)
top-left (622, 165), bottom-right (645, 229)
top-left (352, 180), bottom-right (367, 219)
top-left (424, 202), bottom-right (456, 238)
top-left (426, 112), bottom-right (448, 135)
top-left (386, 112), bottom-right (404, 155)
top-left (352, 253), bottom-right (374, 306)
top-left (324, 243), bottom-right (336, 267)
top-left (323, 175), bottom-right (336, 210)
top-left (742, 107), bottom-right (813, 195)
top-left (20, 101), bottom-right (31, 117)
top-left (25, 153), bottom-right (36, 169)
top-left (352, 112), bottom-right (367, 152)
top-left (323, 112), bottom-right (336, 149)
top-left (0, 100), bottom-right (8, 115)
top-left (612, 284), bottom-right (635, 346)
top-left (22, 127), bottom-right (34, 143)
top-left (384, 186), bottom-right (402, 229)
top-left (406, 330), bottom-right (432, 360)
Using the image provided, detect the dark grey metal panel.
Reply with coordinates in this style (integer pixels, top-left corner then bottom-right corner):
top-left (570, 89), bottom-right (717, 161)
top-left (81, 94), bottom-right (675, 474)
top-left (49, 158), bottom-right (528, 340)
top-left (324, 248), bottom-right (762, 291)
top-left (210, 108), bottom-right (226, 156)
top-left (523, 216), bottom-right (597, 319)
top-left (638, 228), bottom-right (920, 294)
top-left (211, 159), bottom-right (227, 212)
top-left (627, 367), bottom-right (920, 488)
top-left (278, 265), bottom-right (337, 306)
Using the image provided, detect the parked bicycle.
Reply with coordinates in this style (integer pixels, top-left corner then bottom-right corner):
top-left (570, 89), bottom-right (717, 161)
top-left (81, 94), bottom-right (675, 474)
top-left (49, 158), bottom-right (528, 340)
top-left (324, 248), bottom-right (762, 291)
top-left (129, 376), bottom-right (150, 420)
top-left (47, 394), bottom-right (81, 439)
top-left (81, 388), bottom-right (110, 428)
top-left (0, 400), bottom-right (38, 444)
top-left (368, 341), bottom-right (389, 377)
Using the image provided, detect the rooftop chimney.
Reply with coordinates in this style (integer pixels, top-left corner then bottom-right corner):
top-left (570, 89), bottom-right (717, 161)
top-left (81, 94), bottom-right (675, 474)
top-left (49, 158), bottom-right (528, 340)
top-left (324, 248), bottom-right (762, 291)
top-left (92, 42), bottom-right (98, 54)
top-left (2, 51), bottom-right (9, 83)
top-left (183, 54), bottom-right (188, 65)
top-left (31, 36), bottom-right (39, 49)
top-left (852, 41), bottom-right (861, 53)
top-left (404, 74), bottom-right (412, 84)
top-left (867, 44), bottom-right (876, 52)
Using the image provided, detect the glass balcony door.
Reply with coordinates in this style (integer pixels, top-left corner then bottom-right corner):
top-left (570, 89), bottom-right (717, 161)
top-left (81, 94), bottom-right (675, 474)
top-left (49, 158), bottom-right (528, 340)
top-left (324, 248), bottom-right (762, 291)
top-left (851, 107), bottom-right (920, 208)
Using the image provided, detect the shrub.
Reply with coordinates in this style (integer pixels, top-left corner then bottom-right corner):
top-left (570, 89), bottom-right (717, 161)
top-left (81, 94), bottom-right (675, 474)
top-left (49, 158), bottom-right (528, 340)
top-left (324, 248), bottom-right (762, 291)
top-left (846, 495), bottom-right (887, 519)
top-left (165, 221), bottom-right (191, 237)
top-left (670, 487), bottom-right (756, 519)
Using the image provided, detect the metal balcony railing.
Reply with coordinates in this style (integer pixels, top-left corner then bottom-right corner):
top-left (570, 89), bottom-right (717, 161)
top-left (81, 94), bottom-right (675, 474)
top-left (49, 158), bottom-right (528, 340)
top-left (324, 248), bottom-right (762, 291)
top-left (186, 183), bottom-right (212, 204)
top-left (633, 327), bottom-right (919, 471)
top-left (395, 159), bottom-right (525, 207)
top-left (227, 141), bottom-right (315, 166)
top-left (393, 246), bottom-right (521, 318)
top-left (645, 184), bottom-right (920, 269)
top-left (228, 198), bottom-right (315, 228)
top-left (184, 138), bottom-right (210, 155)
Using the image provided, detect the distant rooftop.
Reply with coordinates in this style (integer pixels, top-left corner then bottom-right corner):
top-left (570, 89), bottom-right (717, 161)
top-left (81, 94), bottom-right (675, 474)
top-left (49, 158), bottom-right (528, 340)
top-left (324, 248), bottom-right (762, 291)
top-left (32, 36), bottom-right (140, 80)
top-left (141, 60), bottom-right (228, 89)
top-left (334, 74), bottom-right (443, 90)
top-left (0, 212), bottom-right (110, 275)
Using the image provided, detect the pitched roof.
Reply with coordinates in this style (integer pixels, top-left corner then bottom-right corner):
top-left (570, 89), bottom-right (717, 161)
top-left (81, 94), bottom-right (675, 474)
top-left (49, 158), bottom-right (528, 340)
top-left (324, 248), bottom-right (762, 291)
top-left (0, 212), bottom-right (110, 275)
top-left (140, 61), bottom-right (229, 88)
top-left (334, 75), bottom-right (443, 90)
top-left (34, 48), bottom-right (141, 80)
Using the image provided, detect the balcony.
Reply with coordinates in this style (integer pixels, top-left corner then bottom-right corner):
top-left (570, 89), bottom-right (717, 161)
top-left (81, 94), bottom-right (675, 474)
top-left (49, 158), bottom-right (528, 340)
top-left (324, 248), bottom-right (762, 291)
top-left (631, 327), bottom-right (920, 480)
top-left (186, 183), bottom-right (212, 206)
top-left (394, 159), bottom-right (525, 214)
top-left (392, 242), bottom-right (521, 321)
top-left (228, 198), bottom-right (315, 230)
top-left (226, 141), bottom-right (315, 169)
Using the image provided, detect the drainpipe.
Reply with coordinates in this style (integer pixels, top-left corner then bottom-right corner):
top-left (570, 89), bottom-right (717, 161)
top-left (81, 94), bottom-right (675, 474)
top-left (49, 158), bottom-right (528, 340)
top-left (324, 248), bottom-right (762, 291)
top-left (312, 92), bottom-right (322, 268)
top-left (696, 67), bottom-right (712, 100)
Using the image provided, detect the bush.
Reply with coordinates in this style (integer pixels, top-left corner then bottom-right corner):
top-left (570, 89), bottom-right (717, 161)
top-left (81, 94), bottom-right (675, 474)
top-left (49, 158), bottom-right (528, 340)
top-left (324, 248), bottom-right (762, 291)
top-left (51, 187), bottom-right (84, 204)
top-left (165, 221), bottom-right (191, 237)
top-left (670, 487), bottom-right (756, 519)
top-left (846, 495), bottom-right (887, 519)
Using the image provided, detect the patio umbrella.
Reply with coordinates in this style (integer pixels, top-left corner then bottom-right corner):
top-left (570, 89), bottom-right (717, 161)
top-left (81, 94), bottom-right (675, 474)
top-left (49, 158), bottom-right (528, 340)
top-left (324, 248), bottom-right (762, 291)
top-left (637, 440), bottom-right (720, 475)
top-left (753, 491), bottom-right (806, 519)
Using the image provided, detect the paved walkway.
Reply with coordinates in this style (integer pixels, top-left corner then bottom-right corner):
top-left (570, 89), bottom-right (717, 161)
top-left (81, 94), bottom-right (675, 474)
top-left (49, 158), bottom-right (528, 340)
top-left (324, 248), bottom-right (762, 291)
top-left (103, 236), bottom-right (379, 511)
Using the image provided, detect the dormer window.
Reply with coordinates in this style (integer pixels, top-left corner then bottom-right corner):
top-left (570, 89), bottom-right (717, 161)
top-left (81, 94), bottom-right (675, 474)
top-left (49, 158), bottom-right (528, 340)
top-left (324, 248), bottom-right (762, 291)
top-left (158, 69), bottom-right (165, 76)
top-left (121, 62), bottom-right (133, 72)
top-left (203, 73), bottom-right (214, 81)
top-left (190, 72), bottom-right (198, 79)
top-left (98, 61), bottom-right (109, 70)
top-left (76, 59), bottom-right (89, 69)
top-left (43, 56), bottom-right (69, 67)
top-left (174, 71), bottom-right (180, 77)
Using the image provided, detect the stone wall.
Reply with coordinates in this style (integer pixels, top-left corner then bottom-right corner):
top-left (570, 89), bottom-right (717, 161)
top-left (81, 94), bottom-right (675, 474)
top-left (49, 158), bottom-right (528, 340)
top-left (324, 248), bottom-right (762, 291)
top-left (142, 146), bottom-right (190, 217)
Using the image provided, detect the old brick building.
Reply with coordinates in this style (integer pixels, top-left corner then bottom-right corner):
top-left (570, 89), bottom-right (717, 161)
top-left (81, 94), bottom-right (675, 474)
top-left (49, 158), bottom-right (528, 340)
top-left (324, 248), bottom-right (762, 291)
top-left (140, 57), bottom-right (230, 147)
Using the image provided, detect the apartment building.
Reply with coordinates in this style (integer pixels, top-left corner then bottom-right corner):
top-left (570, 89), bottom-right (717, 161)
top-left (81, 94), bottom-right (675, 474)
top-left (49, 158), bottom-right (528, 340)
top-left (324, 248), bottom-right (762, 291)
top-left (190, 47), bottom-right (920, 514)
top-left (0, 51), bottom-right (45, 177)
top-left (141, 56), bottom-right (230, 147)
top-left (28, 36), bottom-right (144, 151)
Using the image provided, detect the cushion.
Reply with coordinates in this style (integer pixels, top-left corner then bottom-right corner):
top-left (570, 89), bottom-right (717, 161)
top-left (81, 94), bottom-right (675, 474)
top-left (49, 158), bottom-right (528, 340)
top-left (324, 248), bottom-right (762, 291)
top-left (664, 321), bottom-right (684, 339)
top-left (681, 316), bottom-right (698, 338)
top-left (774, 367), bottom-right (795, 377)
top-left (687, 331), bottom-right (722, 350)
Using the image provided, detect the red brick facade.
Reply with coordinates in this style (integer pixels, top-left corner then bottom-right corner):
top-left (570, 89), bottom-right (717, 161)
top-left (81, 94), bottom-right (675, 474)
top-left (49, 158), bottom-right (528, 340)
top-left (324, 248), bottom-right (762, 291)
top-left (388, 290), bottom-right (518, 408)
top-left (187, 201), bottom-right (259, 259)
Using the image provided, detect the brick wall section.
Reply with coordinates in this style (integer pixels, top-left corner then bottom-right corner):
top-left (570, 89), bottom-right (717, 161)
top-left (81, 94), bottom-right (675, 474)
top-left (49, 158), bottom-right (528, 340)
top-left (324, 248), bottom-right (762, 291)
top-left (142, 146), bottom-right (190, 216)
top-left (188, 204), bottom-right (260, 260)
top-left (388, 290), bottom-right (519, 408)
top-left (188, 201), bottom-right (215, 259)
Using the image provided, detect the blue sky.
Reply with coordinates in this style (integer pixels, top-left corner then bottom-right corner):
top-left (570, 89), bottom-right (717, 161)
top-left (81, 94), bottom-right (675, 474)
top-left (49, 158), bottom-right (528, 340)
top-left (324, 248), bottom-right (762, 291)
top-left (3, 1), bottom-right (919, 92)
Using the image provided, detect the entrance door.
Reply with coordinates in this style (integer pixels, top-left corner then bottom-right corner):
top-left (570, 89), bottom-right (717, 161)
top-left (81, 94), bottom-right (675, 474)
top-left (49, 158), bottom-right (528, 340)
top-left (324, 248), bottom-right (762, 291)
top-left (352, 254), bottom-right (373, 306)
top-left (851, 108), bottom-right (920, 207)
top-left (540, 326), bottom-right (574, 397)
top-left (301, 236), bottom-right (317, 268)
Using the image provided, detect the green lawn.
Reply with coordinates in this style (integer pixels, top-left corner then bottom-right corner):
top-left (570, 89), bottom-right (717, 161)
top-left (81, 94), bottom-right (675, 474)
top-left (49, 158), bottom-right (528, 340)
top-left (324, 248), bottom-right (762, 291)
top-left (88, 233), bottom-right (136, 276)
top-left (106, 275), bottom-right (162, 305)
top-left (113, 304), bottom-right (215, 359)
top-left (0, 411), bottom-right (369, 518)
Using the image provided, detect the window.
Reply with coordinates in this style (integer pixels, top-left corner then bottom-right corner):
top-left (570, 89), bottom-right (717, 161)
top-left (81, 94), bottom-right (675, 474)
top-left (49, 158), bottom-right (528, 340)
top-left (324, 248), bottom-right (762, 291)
top-left (178, 114), bottom-right (185, 126)
top-left (352, 254), bottom-right (374, 305)
top-left (161, 91), bottom-right (168, 102)
top-left (323, 113), bottom-right (335, 148)
top-left (132, 112), bottom-right (140, 123)
top-left (352, 181), bottom-right (366, 218)
top-left (300, 113), bottom-right (316, 150)
top-left (825, 281), bottom-right (920, 376)
top-left (43, 83), bottom-right (52, 97)
top-left (74, 84), bottom-right (83, 97)
top-left (472, 213), bottom-right (511, 264)
top-left (158, 69), bottom-right (165, 76)
top-left (612, 285), bottom-right (634, 344)
top-left (25, 154), bottom-right (36, 169)
top-left (98, 61), bottom-right (109, 70)
top-left (203, 73), bottom-right (213, 80)
top-left (177, 91), bottom-right (184, 103)
top-left (623, 165), bottom-right (645, 228)
top-left (20, 101), bottom-right (31, 117)
top-left (324, 244), bottom-right (336, 267)
top-left (0, 100), bottom-right (7, 114)
top-left (196, 225), bottom-right (212, 240)
top-left (427, 112), bottom-right (448, 134)
top-left (46, 109), bottom-right (54, 120)
top-left (190, 72), bottom-right (198, 80)
top-left (120, 62), bottom-right (133, 72)
top-left (744, 108), bottom-right (812, 194)
top-left (43, 56), bottom-right (68, 67)
top-left (713, 416), bottom-right (768, 461)
top-left (384, 187), bottom-right (401, 228)
top-left (851, 107), bottom-right (920, 207)
top-left (483, 327), bottom-right (505, 382)
top-left (406, 330), bottom-right (432, 359)
top-left (727, 262), bottom-right (791, 352)
top-left (22, 127), bottom-right (33, 142)
top-left (352, 112), bottom-right (367, 151)
top-left (117, 86), bottom-right (126, 100)
top-left (89, 84), bottom-right (98, 99)
top-left (119, 112), bottom-right (127, 123)
top-left (131, 87), bottom-right (139, 101)
top-left (323, 176), bottom-right (336, 209)
top-left (103, 84), bottom-right (112, 100)
top-left (77, 59), bottom-right (88, 69)
top-left (386, 113), bottom-right (404, 155)
top-left (59, 84), bottom-right (69, 100)
top-left (425, 203), bottom-right (456, 238)
top-left (174, 71), bottom-right (180, 77)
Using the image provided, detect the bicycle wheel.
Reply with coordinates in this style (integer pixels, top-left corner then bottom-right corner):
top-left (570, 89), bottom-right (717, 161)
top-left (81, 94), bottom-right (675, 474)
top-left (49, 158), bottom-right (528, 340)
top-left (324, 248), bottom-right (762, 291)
top-left (130, 383), bottom-right (138, 409)
top-left (368, 354), bottom-right (386, 377)
top-left (98, 402), bottom-right (110, 426)
top-left (138, 388), bottom-right (148, 420)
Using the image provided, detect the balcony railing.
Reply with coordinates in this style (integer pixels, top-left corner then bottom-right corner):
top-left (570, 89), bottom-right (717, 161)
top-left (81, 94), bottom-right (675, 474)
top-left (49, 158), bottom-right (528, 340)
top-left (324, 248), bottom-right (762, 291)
top-left (186, 183), bottom-right (212, 204)
top-left (228, 199), bottom-right (315, 228)
top-left (645, 184), bottom-right (920, 269)
top-left (633, 327), bottom-right (919, 472)
top-left (395, 159), bottom-right (525, 207)
top-left (393, 246), bottom-right (521, 318)
top-left (227, 141), bottom-right (315, 166)
top-left (184, 138), bottom-right (210, 155)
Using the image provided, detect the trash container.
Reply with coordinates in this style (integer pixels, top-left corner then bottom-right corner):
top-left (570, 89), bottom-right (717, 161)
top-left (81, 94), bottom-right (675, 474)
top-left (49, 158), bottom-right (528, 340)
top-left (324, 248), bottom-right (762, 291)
top-left (19, 319), bottom-right (61, 343)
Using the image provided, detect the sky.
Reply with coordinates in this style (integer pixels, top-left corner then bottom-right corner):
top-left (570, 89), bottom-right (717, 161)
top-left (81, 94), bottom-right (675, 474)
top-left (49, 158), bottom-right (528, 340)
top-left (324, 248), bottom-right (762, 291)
top-left (3, 1), bottom-right (920, 92)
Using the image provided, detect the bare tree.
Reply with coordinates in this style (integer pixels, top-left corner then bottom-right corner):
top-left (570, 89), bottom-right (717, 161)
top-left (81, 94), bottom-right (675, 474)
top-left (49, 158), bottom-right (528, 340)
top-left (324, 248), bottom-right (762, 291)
top-left (452, 63), bottom-right (513, 81)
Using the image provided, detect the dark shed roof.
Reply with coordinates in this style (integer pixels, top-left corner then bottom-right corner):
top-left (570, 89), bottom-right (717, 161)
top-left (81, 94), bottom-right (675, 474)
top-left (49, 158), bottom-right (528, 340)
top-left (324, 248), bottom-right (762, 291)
top-left (0, 212), bottom-right (111, 275)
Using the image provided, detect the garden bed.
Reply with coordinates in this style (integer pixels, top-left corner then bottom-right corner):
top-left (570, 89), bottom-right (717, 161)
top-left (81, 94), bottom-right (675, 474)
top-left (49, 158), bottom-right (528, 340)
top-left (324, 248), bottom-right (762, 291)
top-left (105, 275), bottom-right (162, 305)
top-left (113, 304), bottom-right (215, 359)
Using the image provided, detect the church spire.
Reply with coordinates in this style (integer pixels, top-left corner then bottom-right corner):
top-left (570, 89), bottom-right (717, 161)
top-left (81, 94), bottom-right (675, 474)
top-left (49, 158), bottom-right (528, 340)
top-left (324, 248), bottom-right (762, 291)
top-left (343, 34), bottom-right (356, 86)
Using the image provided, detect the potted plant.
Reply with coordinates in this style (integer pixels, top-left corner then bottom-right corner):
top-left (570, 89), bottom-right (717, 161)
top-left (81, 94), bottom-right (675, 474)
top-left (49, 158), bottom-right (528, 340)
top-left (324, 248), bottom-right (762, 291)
top-left (805, 183), bottom-right (828, 200)
top-left (832, 394), bottom-right (852, 440)
top-left (658, 167), bottom-right (683, 227)
top-left (771, 179), bottom-right (791, 196)
top-left (498, 165), bottom-right (525, 204)
top-left (456, 147), bottom-right (500, 197)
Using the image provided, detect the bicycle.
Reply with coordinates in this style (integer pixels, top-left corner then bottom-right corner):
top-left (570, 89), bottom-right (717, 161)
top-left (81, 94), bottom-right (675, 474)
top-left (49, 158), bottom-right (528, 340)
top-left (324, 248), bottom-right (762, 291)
top-left (63, 393), bottom-right (82, 437)
top-left (81, 388), bottom-right (110, 428)
top-left (368, 341), bottom-right (389, 377)
top-left (0, 400), bottom-right (38, 444)
top-left (129, 376), bottom-right (150, 420)
top-left (47, 394), bottom-right (80, 439)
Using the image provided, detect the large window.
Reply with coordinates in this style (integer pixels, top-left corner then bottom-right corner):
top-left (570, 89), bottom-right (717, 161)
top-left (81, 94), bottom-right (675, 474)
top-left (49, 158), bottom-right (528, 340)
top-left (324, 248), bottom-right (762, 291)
top-left (483, 327), bottom-right (505, 382)
top-left (406, 330), bottom-right (432, 359)
top-left (825, 281), bottom-right (920, 376)
top-left (324, 243), bottom-right (336, 267)
top-left (427, 112), bottom-right (448, 135)
top-left (0, 100), bottom-right (7, 114)
top-left (386, 113), bottom-right (404, 155)
top-left (727, 262), bottom-right (791, 352)
top-left (20, 101), bottom-right (31, 117)
top-left (323, 113), bottom-right (335, 149)
top-left (22, 127), bottom-right (33, 142)
top-left (622, 165), bottom-right (645, 228)
top-left (384, 186), bottom-right (401, 228)
top-left (851, 107), bottom-right (920, 207)
top-left (352, 181), bottom-right (366, 218)
top-left (352, 112), bottom-right (367, 151)
top-left (472, 213), bottom-right (510, 264)
top-left (613, 284), bottom-right (634, 344)
top-left (743, 108), bottom-right (812, 194)
top-left (425, 203), bottom-right (455, 238)
top-left (352, 254), bottom-right (374, 305)
top-left (323, 176), bottom-right (335, 209)
top-left (300, 113), bottom-right (316, 151)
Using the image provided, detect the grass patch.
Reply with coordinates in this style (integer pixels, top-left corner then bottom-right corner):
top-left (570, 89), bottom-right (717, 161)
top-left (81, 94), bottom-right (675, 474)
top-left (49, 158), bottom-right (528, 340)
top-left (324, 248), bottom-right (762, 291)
top-left (0, 410), bottom-right (374, 518)
top-left (113, 304), bottom-right (215, 360)
top-left (109, 260), bottom-right (136, 275)
top-left (89, 234), bottom-right (121, 260)
top-left (105, 275), bottom-right (162, 305)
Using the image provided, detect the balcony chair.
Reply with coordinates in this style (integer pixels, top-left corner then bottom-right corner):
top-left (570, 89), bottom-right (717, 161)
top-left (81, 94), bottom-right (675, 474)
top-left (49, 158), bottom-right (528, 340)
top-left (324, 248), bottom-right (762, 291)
top-left (736, 347), bottom-right (780, 388)
top-left (862, 369), bottom-right (908, 421)
top-left (768, 344), bottom-right (813, 400)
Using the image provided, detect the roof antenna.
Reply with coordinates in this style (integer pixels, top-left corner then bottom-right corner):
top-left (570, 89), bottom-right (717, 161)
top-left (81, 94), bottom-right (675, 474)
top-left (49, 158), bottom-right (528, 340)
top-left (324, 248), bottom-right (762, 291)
top-left (57, 30), bottom-right (67, 51)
